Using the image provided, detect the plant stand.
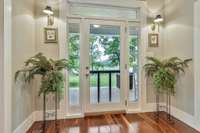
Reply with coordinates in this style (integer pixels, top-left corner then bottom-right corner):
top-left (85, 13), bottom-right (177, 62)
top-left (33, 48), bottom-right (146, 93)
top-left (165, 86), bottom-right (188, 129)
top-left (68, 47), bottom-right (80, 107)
top-left (166, 92), bottom-right (174, 123)
top-left (34, 90), bottom-right (59, 133)
top-left (43, 90), bottom-right (60, 133)
top-left (166, 91), bottom-right (171, 120)
top-left (156, 92), bottom-right (174, 123)
top-left (32, 92), bottom-right (47, 133)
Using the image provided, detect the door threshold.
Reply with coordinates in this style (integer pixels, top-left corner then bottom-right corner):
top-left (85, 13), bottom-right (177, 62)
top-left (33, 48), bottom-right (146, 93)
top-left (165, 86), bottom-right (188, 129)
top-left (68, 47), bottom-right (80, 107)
top-left (84, 110), bottom-right (126, 117)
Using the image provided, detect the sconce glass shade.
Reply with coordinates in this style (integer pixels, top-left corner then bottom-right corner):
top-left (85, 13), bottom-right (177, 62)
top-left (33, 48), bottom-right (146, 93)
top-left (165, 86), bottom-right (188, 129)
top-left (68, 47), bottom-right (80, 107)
top-left (43, 6), bottom-right (54, 15)
top-left (154, 15), bottom-right (163, 23)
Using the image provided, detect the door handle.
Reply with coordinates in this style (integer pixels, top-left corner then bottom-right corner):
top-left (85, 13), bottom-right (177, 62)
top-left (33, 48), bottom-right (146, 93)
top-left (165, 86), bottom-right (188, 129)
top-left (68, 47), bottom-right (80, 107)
top-left (86, 66), bottom-right (89, 70)
top-left (86, 73), bottom-right (90, 77)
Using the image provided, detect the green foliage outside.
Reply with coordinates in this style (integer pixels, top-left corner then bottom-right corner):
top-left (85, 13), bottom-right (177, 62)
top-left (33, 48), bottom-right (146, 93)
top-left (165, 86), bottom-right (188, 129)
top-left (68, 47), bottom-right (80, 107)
top-left (68, 34), bottom-right (80, 74)
top-left (68, 33), bottom-right (138, 88)
top-left (129, 36), bottom-right (139, 69)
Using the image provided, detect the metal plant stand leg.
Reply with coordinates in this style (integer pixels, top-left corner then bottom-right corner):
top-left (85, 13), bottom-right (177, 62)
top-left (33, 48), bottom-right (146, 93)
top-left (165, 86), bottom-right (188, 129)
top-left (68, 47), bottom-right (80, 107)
top-left (166, 89), bottom-right (173, 123)
top-left (33, 93), bottom-right (46, 133)
top-left (43, 92), bottom-right (46, 133)
top-left (167, 93), bottom-right (170, 120)
top-left (166, 92), bottom-right (168, 118)
top-left (156, 94), bottom-right (160, 121)
top-left (168, 94), bottom-right (172, 121)
top-left (55, 89), bottom-right (59, 133)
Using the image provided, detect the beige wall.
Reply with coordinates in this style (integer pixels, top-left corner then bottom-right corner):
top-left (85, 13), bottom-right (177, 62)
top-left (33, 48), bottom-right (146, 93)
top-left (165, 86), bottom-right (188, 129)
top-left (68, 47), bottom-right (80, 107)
top-left (35, 1), bottom-right (59, 59)
top-left (146, 0), bottom-right (165, 58)
top-left (147, 0), bottom-right (165, 14)
top-left (34, 0), bottom-right (60, 111)
top-left (0, 0), bottom-right (4, 132)
top-left (146, 0), bottom-right (165, 103)
top-left (12, 0), bottom-right (36, 131)
top-left (146, 0), bottom-right (195, 116)
top-left (164, 0), bottom-right (195, 115)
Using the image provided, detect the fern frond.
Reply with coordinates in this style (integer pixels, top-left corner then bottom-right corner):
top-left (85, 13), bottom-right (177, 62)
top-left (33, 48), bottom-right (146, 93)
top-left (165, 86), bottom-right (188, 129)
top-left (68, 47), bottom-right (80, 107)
top-left (15, 53), bottom-right (69, 100)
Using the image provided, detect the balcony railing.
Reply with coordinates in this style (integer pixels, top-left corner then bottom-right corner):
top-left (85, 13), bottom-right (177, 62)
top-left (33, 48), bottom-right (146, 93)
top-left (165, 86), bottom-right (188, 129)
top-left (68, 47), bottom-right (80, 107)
top-left (90, 70), bottom-right (138, 103)
top-left (90, 70), bottom-right (120, 103)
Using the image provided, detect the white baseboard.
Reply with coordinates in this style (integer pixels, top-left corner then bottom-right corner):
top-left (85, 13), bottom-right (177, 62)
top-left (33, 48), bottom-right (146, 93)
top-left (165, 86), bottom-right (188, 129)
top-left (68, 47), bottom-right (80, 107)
top-left (65, 113), bottom-right (84, 119)
top-left (13, 112), bottom-right (35, 133)
top-left (32, 110), bottom-right (85, 122)
top-left (170, 106), bottom-right (200, 131)
top-left (13, 104), bottom-right (200, 133)
top-left (127, 103), bottom-right (200, 132)
top-left (142, 103), bottom-right (157, 112)
top-left (126, 108), bottom-right (142, 114)
top-left (126, 103), bottom-right (158, 114)
top-left (143, 103), bottom-right (200, 131)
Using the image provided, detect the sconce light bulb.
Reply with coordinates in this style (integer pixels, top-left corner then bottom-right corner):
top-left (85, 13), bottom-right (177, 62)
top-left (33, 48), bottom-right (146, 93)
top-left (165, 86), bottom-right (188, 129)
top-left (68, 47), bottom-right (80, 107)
top-left (43, 6), bottom-right (54, 15)
top-left (93, 24), bottom-right (100, 28)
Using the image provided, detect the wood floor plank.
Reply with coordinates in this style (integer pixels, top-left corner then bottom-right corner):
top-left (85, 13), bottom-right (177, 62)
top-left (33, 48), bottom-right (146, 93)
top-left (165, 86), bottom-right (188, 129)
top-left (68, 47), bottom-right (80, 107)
top-left (27, 112), bottom-right (200, 133)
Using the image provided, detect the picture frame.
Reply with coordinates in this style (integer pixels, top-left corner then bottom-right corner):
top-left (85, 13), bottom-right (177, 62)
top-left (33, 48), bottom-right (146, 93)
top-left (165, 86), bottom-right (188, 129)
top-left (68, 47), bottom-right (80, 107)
top-left (44, 27), bottom-right (58, 43)
top-left (148, 33), bottom-right (159, 47)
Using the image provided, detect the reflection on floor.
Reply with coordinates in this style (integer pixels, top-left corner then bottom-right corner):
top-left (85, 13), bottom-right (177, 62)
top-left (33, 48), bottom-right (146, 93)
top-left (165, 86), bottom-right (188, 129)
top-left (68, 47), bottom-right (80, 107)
top-left (27, 112), bottom-right (199, 133)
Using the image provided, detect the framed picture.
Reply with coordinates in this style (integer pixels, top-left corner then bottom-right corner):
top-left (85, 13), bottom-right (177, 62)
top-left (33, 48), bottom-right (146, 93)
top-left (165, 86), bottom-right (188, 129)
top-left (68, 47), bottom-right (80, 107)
top-left (148, 33), bottom-right (159, 47)
top-left (44, 27), bottom-right (58, 43)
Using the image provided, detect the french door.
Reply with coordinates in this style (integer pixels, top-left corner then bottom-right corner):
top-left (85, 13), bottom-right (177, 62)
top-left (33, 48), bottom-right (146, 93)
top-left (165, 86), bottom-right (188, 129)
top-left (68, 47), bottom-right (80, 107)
top-left (83, 20), bottom-right (126, 113)
top-left (67, 18), bottom-right (140, 115)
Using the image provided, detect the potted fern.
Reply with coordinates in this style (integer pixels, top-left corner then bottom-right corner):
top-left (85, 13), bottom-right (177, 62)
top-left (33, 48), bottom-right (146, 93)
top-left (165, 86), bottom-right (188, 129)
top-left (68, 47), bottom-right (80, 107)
top-left (144, 57), bottom-right (191, 120)
top-left (15, 53), bottom-right (68, 133)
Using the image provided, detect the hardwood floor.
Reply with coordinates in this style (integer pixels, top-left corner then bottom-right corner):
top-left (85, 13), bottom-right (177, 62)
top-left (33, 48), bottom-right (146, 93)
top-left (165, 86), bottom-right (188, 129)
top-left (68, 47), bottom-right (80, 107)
top-left (27, 112), bottom-right (199, 133)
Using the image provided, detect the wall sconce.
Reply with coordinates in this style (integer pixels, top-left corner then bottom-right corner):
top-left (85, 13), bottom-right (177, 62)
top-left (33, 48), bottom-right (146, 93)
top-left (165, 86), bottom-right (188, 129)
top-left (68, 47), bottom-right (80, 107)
top-left (151, 15), bottom-right (164, 32)
top-left (154, 15), bottom-right (164, 23)
top-left (43, 6), bottom-right (54, 26)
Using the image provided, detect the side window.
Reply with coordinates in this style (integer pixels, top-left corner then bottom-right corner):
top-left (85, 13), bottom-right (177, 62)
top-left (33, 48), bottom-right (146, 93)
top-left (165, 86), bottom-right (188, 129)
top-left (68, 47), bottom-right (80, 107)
top-left (128, 26), bottom-right (139, 102)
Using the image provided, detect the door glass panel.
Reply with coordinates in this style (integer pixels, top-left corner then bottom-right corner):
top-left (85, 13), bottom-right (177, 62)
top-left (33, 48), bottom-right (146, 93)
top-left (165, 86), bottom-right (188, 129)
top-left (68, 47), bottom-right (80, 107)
top-left (68, 23), bottom-right (81, 112)
top-left (89, 24), bottom-right (120, 104)
top-left (128, 26), bottom-right (139, 102)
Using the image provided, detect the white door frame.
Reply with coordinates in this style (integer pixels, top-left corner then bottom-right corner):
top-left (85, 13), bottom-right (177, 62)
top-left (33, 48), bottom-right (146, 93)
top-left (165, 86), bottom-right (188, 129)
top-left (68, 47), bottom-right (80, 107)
top-left (66, 18), bottom-right (143, 114)
top-left (83, 19), bottom-right (126, 113)
top-left (63, 3), bottom-right (148, 117)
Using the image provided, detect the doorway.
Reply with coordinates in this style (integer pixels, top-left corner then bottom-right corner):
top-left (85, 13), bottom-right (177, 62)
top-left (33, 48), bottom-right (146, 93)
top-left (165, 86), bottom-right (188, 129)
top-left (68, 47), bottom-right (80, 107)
top-left (67, 18), bottom-right (140, 115)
